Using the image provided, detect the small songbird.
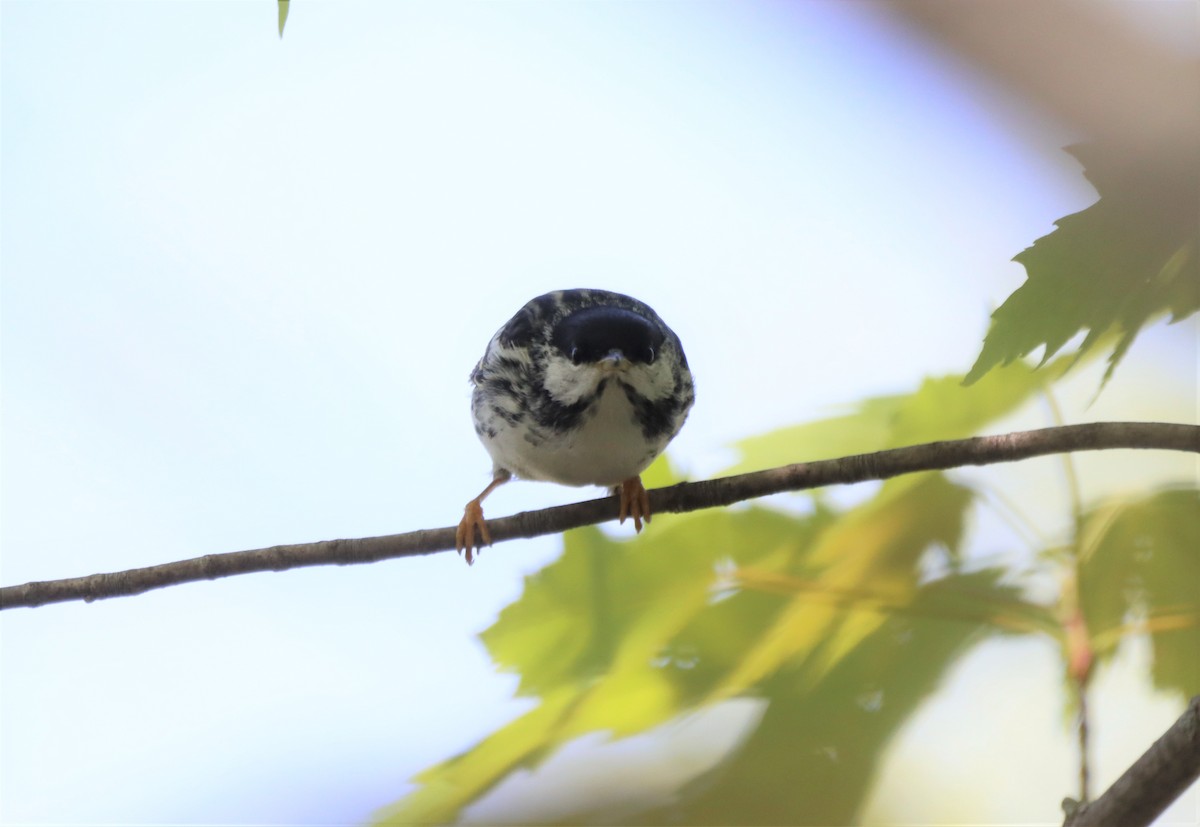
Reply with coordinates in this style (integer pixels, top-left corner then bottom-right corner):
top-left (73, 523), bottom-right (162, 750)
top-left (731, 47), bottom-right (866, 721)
top-left (456, 289), bottom-right (695, 563)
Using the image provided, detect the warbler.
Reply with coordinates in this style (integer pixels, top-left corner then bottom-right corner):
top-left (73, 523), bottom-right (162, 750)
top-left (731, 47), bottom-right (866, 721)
top-left (456, 288), bottom-right (694, 563)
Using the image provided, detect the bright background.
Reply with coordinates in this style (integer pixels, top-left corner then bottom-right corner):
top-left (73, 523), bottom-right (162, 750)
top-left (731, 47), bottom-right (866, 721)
top-left (2, 2), bottom-right (1196, 824)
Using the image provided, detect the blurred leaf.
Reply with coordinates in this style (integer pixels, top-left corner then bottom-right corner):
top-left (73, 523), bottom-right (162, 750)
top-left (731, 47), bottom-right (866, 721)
top-left (376, 507), bottom-right (820, 825)
top-left (373, 686), bottom-right (582, 826)
top-left (376, 468), bottom-right (1046, 824)
top-left (640, 451), bottom-right (686, 489)
top-left (633, 569), bottom-right (1028, 826)
top-left (729, 363), bottom-right (1054, 474)
top-left (966, 143), bottom-right (1200, 388)
top-left (378, 352), bottom-right (1082, 824)
top-left (713, 473), bottom-right (973, 699)
top-left (482, 511), bottom-right (757, 699)
top-left (278, 0), bottom-right (289, 37)
top-left (1079, 487), bottom-right (1200, 696)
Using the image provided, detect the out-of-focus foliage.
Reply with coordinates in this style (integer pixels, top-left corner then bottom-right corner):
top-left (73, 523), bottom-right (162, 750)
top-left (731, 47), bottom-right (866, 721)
top-left (374, 367), bottom-right (1075, 825)
top-left (709, 474), bottom-right (975, 700)
top-left (375, 382), bottom-right (1197, 823)
top-left (730, 361), bottom-right (1056, 474)
top-left (375, 485), bottom-right (1053, 825)
top-left (1079, 488), bottom-right (1200, 696)
top-left (278, 0), bottom-right (289, 37)
top-left (966, 143), bottom-right (1200, 389)
top-left (637, 568), bottom-right (1034, 826)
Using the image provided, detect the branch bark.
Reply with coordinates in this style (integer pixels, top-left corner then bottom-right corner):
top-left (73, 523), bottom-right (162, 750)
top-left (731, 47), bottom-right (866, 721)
top-left (2, 421), bottom-right (1196, 611)
top-left (1063, 695), bottom-right (1200, 827)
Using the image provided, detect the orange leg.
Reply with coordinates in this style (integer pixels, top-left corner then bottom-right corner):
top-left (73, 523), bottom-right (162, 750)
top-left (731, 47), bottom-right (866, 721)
top-left (616, 475), bottom-right (651, 532)
top-left (456, 470), bottom-right (512, 565)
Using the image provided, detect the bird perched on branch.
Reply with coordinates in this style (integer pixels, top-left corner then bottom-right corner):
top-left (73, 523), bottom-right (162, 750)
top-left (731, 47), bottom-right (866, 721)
top-left (456, 288), bottom-right (695, 563)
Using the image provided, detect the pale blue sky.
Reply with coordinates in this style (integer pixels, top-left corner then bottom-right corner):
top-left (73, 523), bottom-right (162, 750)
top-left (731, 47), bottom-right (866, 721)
top-left (2, 2), bottom-right (1195, 824)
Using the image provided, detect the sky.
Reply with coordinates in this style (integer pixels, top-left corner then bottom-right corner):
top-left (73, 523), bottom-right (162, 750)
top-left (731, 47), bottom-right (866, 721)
top-left (1, 1), bottom-right (1197, 824)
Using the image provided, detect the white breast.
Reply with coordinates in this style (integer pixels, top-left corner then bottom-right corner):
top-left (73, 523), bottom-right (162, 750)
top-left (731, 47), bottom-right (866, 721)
top-left (482, 381), bottom-right (659, 488)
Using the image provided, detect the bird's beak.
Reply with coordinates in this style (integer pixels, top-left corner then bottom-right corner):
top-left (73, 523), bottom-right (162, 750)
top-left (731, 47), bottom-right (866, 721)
top-left (599, 350), bottom-right (628, 372)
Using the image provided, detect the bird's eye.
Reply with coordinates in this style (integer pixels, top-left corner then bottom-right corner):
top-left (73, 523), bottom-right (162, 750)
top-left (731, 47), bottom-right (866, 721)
top-left (570, 347), bottom-right (583, 365)
top-left (644, 346), bottom-right (656, 363)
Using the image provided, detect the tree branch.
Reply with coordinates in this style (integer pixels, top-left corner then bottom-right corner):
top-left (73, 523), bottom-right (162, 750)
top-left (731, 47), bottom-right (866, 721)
top-left (1063, 695), bottom-right (1200, 827)
top-left (2, 421), bottom-right (1196, 611)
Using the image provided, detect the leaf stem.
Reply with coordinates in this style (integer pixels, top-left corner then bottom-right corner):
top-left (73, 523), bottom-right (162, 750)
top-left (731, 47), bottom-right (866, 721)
top-left (1042, 391), bottom-right (1094, 801)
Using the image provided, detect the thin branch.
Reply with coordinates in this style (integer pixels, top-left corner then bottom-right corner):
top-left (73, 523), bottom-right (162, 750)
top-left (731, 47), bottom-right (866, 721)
top-left (1076, 675), bottom-right (1092, 802)
top-left (2, 421), bottom-right (1196, 611)
top-left (1063, 695), bottom-right (1200, 827)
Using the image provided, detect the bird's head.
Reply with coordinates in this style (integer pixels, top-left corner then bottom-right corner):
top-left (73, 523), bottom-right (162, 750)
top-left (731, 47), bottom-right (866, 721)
top-left (543, 304), bottom-right (675, 405)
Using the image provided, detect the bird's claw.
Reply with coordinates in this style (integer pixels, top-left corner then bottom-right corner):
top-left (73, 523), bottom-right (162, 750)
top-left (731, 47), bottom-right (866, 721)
top-left (456, 500), bottom-right (491, 565)
top-left (616, 476), bottom-right (651, 532)
top-left (455, 472), bottom-right (511, 566)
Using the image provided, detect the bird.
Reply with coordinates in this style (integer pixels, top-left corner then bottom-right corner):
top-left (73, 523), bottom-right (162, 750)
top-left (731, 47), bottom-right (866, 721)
top-left (456, 288), bottom-right (695, 564)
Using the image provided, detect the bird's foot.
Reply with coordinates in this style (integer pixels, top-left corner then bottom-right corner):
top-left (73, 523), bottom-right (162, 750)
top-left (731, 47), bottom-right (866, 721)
top-left (456, 499), bottom-right (491, 565)
top-left (616, 476), bottom-right (651, 532)
top-left (455, 471), bottom-right (512, 566)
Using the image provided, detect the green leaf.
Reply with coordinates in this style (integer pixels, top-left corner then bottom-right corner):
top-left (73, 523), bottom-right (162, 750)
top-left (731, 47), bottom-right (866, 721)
top-left (376, 507), bottom-right (819, 825)
top-left (1079, 487), bottom-right (1200, 696)
top-left (729, 364), bottom-right (1053, 474)
top-left (377, 473), bottom-right (1045, 825)
top-left (380, 362), bottom-right (1088, 824)
top-left (640, 451), bottom-right (686, 489)
top-left (965, 143), bottom-right (1200, 388)
top-left (712, 473), bottom-right (974, 699)
top-left (481, 516), bottom-right (725, 699)
top-left (372, 686), bottom-right (582, 826)
top-left (277, 0), bottom-right (289, 37)
top-left (632, 569), bottom-right (1028, 826)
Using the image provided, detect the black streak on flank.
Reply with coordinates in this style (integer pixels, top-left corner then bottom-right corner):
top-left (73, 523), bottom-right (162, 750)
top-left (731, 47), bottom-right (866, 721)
top-left (530, 385), bottom-right (596, 434)
top-left (622, 383), bottom-right (686, 441)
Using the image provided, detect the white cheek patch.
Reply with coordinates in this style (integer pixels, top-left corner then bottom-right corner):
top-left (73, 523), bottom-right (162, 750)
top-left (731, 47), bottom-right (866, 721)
top-left (542, 355), bottom-right (602, 405)
top-left (619, 358), bottom-right (675, 401)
